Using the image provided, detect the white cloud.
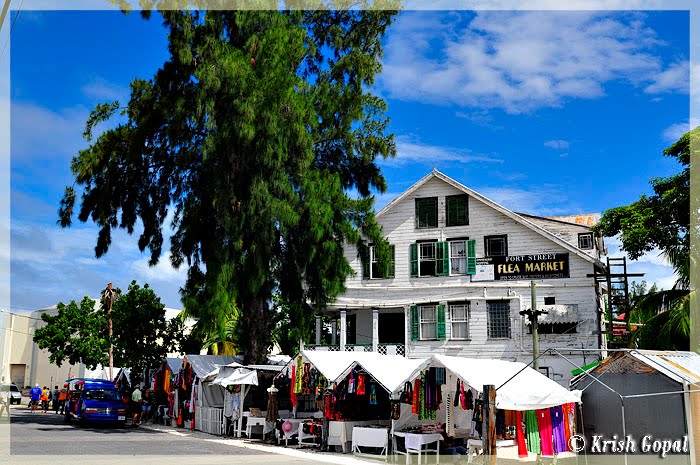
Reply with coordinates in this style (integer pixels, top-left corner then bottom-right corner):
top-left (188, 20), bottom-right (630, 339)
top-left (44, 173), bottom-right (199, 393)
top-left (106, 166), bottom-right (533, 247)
top-left (81, 77), bottom-right (129, 103)
top-left (476, 186), bottom-right (574, 216)
top-left (380, 11), bottom-right (685, 113)
top-left (644, 60), bottom-right (689, 94)
top-left (386, 135), bottom-right (504, 166)
top-left (130, 251), bottom-right (188, 283)
top-left (662, 122), bottom-right (690, 143)
top-left (544, 139), bottom-right (570, 150)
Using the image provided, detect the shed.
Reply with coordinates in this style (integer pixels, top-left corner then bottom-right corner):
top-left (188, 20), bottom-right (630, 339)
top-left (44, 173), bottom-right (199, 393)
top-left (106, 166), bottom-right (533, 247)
top-left (570, 350), bottom-right (699, 464)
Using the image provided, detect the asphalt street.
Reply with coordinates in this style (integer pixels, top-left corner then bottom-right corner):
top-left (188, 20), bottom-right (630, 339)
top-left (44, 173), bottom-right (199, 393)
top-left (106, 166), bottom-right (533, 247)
top-left (0, 404), bottom-right (349, 465)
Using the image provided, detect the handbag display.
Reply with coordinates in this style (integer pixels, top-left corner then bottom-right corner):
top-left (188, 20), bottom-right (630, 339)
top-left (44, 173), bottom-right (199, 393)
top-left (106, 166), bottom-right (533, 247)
top-left (399, 381), bottom-right (413, 404)
top-left (390, 400), bottom-right (401, 420)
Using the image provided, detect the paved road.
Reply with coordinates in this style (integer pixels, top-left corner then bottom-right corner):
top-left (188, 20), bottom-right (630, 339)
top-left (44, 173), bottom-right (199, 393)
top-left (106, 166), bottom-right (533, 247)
top-left (1, 404), bottom-right (341, 465)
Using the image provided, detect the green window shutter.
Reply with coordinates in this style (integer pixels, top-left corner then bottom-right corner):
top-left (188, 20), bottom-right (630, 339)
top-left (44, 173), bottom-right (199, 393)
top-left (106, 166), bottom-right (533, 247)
top-left (362, 246), bottom-right (370, 280)
top-left (387, 245), bottom-right (395, 278)
top-left (410, 305), bottom-right (419, 341)
top-left (446, 195), bottom-right (468, 227)
top-left (467, 239), bottom-right (477, 275)
top-left (410, 243), bottom-right (418, 277)
top-left (437, 304), bottom-right (446, 340)
top-left (416, 198), bottom-right (437, 228)
top-left (436, 241), bottom-right (449, 276)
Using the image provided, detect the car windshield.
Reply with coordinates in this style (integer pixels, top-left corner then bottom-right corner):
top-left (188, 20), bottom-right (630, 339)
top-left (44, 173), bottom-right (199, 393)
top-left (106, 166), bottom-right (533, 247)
top-left (84, 389), bottom-right (121, 401)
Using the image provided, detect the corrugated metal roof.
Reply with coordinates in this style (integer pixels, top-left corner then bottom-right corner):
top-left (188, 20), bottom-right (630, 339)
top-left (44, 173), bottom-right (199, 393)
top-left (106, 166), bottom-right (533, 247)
top-left (629, 350), bottom-right (700, 385)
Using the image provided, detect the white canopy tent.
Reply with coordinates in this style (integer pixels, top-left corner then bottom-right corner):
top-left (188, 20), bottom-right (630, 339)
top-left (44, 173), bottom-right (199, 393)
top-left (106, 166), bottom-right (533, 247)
top-left (431, 355), bottom-right (581, 411)
top-left (202, 363), bottom-right (261, 438)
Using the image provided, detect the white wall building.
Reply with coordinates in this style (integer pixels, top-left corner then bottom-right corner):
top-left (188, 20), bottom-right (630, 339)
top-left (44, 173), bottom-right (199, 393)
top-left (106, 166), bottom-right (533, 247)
top-left (312, 170), bottom-right (608, 386)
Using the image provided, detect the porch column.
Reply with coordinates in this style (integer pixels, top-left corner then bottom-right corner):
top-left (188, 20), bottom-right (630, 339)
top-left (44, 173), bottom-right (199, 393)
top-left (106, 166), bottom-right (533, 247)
top-left (331, 318), bottom-right (337, 345)
top-left (372, 308), bottom-right (379, 352)
top-left (339, 310), bottom-right (347, 351)
top-left (315, 315), bottom-right (322, 345)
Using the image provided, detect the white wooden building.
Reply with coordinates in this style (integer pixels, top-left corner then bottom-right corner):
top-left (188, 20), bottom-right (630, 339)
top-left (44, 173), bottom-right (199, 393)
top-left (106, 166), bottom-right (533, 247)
top-left (311, 169), bottom-right (608, 386)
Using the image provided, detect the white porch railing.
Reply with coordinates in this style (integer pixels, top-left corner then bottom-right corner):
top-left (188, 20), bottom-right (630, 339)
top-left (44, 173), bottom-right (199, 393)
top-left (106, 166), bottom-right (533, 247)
top-left (195, 407), bottom-right (225, 436)
top-left (305, 344), bottom-right (405, 356)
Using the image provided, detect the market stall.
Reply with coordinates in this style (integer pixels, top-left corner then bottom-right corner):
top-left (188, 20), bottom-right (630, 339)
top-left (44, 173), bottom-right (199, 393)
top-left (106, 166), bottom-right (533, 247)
top-left (389, 354), bottom-right (582, 463)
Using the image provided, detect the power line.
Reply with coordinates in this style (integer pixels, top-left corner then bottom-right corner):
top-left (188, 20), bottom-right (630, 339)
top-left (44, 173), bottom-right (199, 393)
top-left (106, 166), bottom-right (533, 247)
top-left (0, 0), bottom-right (24, 61)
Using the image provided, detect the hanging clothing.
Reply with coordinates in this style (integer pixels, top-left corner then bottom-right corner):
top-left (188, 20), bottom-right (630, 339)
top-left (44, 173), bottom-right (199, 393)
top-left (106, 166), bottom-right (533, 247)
top-left (290, 365), bottom-right (297, 408)
top-left (536, 408), bottom-right (554, 457)
top-left (550, 405), bottom-right (568, 454)
top-left (356, 375), bottom-right (366, 396)
top-left (562, 403), bottom-right (576, 449)
top-left (369, 384), bottom-right (377, 405)
top-left (412, 378), bottom-right (421, 415)
top-left (454, 379), bottom-right (460, 408)
top-left (294, 357), bottom-right (304, 394)
top-left (524, 410), bottom-right (541, 454)
top-left (347, 369), bottom-right (355, 394)
top-left (515, 410), bottom-right (528, 458)
top-left (465, 388), bottom-right (473, 410)
top-left (231, 392), bottom-right (240, 421)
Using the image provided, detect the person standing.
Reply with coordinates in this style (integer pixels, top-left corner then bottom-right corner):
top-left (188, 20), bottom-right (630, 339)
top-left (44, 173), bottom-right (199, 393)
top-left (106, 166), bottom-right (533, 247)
top-left (40, 386), bottom-right (50, 413)
top-left (51, 386), bottom-right (59, 413)
top-left (58, 384), bottom-right (68, 415)
top-left (29, 384), bottom-right (41, 412)
top-left (131, 385), bottom-right (142, 427)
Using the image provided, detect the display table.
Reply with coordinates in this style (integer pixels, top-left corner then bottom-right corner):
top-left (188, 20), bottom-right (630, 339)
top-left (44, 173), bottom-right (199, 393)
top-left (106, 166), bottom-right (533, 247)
top-left (328, 420), bottom-right (391, 453)
top-left (352, 426), bottom-right (389, 458)
top-left (466, 438), bottom-right (516, 463)
top-left (245, 416), bottom-right (274, 439)
top-left (297, 421), bottom-right (321, 448)
top-left (275, 418), bottom-right (305, 446)
top-left (392, 431), bottom-right (443, 464)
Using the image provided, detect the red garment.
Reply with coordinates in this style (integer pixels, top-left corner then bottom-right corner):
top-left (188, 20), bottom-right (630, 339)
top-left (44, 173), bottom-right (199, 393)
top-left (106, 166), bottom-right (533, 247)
top-left (412, 378), bottom-right (421, 415)
top-left (290, 366), bottom-right (297, 408)
top-left (536, 408), bottom-right (554, 457)
top-left (515, 411), bottom-right (528, 458)
top-left (356, 375), bottom-right (366, 395)
top-left (562, 403), bottom-right (576, 450)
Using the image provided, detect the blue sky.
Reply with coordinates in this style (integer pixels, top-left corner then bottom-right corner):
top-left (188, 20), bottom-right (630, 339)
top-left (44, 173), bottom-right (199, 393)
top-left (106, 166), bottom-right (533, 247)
top-left (6, 9), bottom-right (693, 311)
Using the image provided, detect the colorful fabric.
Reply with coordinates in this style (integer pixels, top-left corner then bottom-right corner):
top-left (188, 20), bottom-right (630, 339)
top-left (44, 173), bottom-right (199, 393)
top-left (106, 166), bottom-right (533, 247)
top-left (524, 410), bottom-right (541, 454)
top-left (290, 365), bottom-right (297, 407)
top-left (536, 408), bottom-right (554, 457)
top-left (369, 384), bottom-right (377, 405)
top-left (412, 378), bottom-right (420, 415)
top-left (357, 375), bottom-right (366, 396)
top-left (294, 357), bottom-right (304, 394)
top-left (551, 405), bottom-right (568, 454)
top-left (562, 403), bottom-right (576, 449)
top-left (515, 410), bottom-right (528, 458)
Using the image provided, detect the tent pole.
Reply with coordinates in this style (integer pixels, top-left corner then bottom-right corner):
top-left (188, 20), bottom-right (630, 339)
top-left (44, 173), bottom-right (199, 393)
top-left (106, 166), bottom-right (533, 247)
top-left (238, 385), bottom-right (247, 438)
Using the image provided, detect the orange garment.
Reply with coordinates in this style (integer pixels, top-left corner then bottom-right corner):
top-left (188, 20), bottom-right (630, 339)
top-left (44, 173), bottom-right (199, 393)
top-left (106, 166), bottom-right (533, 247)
top-left (58, 388), bottom-right (67, 401)
top-left (562, 403), bottom-right (576, 450)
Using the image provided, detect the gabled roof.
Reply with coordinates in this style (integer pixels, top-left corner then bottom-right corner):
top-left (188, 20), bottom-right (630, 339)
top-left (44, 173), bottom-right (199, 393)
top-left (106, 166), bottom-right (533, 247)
top-left (376, 169), bottom-right (603, 267)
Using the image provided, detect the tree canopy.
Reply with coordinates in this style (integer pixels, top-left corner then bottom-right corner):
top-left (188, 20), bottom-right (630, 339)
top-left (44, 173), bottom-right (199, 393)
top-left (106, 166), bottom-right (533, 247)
top-left (33, 281), bottom-right (185, 380)
top-left (58, 8), bottom-right (398, 363)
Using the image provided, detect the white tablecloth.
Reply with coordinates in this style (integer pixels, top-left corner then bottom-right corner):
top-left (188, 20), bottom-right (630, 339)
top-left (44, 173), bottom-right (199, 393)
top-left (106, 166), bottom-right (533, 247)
top-left (328, 420), bottom-right (390, 452)
top-left (352, 427), bottom-right (389, 449)
top-left (246, 416), bottom-right (274, 437)
top-left (403, 432), bottom-right (443, 451)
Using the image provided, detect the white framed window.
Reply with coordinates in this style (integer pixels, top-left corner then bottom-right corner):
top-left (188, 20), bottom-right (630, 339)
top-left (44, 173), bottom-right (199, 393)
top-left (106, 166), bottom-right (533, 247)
top-left (578, 233), bottom-right (593, 250)
top-left (487, 301), bottom-right (511, 338)
top-left (485, 235), bottom-right (508, 257)
top-left (419, 242), bottom-right (437, 277)
top-left (449, 240), bottom-right (467, 275)
top-left (449, 303), bottom-right (470, 339)
top-left (367, 244), bottom-right (395, 279)
top-left (420, 305), bottom-right (437, 340)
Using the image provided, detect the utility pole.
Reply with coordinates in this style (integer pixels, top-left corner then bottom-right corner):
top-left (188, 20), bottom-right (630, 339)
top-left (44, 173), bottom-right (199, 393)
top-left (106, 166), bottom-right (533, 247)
top-left (104, 283), bottom-right (117, 380)
top-left (519, 281), bottom-right (547, 369)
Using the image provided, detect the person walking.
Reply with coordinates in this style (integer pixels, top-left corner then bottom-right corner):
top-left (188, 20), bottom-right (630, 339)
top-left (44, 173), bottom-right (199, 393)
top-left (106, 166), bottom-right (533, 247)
top-left (40, 386), bottom-right (50, 413)
top-left (29, 384), bottom-right (41, 412)
top-left (58, 384), bottom-right (68, 415)
top-left (131, 385), bottom-right (142, 427)
top-left (51, 385), bottom-right (59, 413)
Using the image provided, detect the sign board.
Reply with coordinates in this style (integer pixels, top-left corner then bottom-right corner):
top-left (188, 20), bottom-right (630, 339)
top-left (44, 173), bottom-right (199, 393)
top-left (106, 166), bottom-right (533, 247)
top-left (471, 253), bottom-right (570, 281)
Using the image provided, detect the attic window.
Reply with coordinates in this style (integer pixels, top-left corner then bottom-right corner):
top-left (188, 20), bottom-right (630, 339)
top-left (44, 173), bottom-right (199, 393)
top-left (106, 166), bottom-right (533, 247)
top-left (415, 197), bottom-right (438, 229)
top-left (578, 233), bottom-right (593, 250)
top-left (446, 195), bottom-right (469, 227)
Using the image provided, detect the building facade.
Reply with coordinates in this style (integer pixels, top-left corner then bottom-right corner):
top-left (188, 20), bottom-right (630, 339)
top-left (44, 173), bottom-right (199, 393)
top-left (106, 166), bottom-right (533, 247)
top-left (312, 170), bottom-right (608, 386)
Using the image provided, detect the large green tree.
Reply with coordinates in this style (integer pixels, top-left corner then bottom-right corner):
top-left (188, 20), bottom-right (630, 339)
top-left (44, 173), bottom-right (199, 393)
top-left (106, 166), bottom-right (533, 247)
top-left (58, 7), bottom-right (398, 364)
top-left (593, 126), bottom-right (698, 349)
top-left (34, 281), bottom-right (185, 380)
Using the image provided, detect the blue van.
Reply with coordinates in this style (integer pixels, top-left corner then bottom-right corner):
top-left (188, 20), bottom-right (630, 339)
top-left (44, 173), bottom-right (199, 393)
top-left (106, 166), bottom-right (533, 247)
top-left (65, 378), bottom-right (127, 427)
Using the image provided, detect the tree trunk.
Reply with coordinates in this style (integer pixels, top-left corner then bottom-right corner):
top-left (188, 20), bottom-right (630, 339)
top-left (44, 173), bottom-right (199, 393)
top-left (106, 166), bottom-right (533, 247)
top-left (242, 295), bottom-right (271, 365)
